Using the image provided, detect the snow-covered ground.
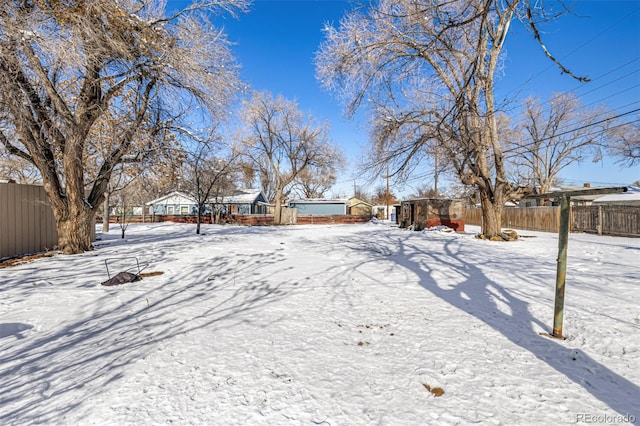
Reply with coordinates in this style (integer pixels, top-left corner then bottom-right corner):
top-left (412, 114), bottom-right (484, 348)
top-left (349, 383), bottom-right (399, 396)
top-left (1, 222), bottom-right (638, 425)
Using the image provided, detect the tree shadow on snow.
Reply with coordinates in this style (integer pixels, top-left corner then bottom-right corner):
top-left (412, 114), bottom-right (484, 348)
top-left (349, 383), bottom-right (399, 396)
top-left (0, 247), bottom-right (296, 424)
top-left (352, 229), bottom-right (639, 423)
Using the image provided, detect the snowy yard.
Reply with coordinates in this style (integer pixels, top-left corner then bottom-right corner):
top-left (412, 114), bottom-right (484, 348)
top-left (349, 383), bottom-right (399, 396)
top-left (1, 222), bottom-right (638, 425)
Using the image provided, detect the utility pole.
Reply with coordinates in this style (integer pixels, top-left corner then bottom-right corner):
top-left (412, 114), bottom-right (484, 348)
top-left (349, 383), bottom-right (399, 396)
top-left (386, 166), bottom-right (390, 220)
top-left (434, 151), bottom-right (439, 195)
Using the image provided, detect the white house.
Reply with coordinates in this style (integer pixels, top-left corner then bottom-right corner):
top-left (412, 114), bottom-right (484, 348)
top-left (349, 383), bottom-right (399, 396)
top-left (146, 191), bottom-right (198, 216)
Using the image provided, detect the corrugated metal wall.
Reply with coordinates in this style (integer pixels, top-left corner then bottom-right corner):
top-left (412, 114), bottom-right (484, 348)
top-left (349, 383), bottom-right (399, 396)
top-left (0, 183), bottom-right (58, 259)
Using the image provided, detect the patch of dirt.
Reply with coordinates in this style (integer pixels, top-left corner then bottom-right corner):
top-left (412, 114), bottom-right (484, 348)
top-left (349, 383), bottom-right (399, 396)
top-left (422, 383), bottom-right (445, 397)
top-left (139, 271), bottom-right (164, 278)
top-left (0, 252), bottom-right (56, 268)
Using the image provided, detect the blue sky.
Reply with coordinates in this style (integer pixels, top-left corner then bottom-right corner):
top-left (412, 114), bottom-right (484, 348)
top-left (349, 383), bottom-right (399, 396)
top-left (175, 0), bottom-right (639, 196)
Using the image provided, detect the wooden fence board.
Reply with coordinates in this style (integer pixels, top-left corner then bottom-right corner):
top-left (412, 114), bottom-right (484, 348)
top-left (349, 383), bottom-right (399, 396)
top-left (466, 205), bottom-right (639, 237)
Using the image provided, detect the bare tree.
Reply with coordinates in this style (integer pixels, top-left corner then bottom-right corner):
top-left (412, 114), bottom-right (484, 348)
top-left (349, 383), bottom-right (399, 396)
top-left (371, 184), bottom-right (397, 205)
top-left (316, 0), bottom-right (587, 238)
top-left (111, 181), bottom-right (135, 240)
top-left (238, 91), bottom-right (342, 224)
top-left (608, 117), bottom-right (640, 168)
top-left (0, 0), bottom-right (247, 253)
top-left (0, 148), bottom-right (41, 184)
top-left (352, 185), bottom-right (371, 203)
top-left (408, 184), bottom-right (439, 199)
top-left (508, 93), bottom-right (614, 194)
top-left (290, 145), bottom-right (345, 199)
top-left (181, 140), bottom-right (239, 234)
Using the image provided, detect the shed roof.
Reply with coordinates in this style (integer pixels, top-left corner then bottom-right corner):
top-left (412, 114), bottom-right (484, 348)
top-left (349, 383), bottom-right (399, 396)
top-left (402, 197), bottom-right (465, 202)
top-left (348, 197), bottom-right (373, 207)
top-left (289, 198), bottom-right (349, 204)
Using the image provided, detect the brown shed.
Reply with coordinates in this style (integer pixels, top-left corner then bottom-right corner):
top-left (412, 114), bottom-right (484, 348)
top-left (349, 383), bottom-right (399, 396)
top-left (399, 198), bottom-right (465, 232)
top-left (348, 197), bottom-right (374, 217)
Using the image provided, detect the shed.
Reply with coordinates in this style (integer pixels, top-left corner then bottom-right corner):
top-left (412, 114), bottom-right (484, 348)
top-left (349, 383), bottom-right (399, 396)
top-left (288, 198), bottom-right (349, 215)
top-left (348, 197), bottom-right (374, 217)
top-left (400, 198), bottom-right (465, 232)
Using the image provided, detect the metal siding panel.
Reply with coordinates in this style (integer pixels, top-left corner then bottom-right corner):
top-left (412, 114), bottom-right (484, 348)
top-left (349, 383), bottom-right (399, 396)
top-left (0, 184), bottom-right (8, 258)
top-left (25, 185), bottom-right (36, 254)
top-left (0, 184), bottom-right (59, 258)
top-left (41, 185), bottom-right (58, 250)
top-left (293, 202), bottom-right (346, 215)
top-left (8, 184), bottom-right (19, 256)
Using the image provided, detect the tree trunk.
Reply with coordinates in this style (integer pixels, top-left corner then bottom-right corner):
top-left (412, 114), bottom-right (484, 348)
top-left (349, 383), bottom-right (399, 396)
top-left (274, 188), bottom-right (284, 225)
top-left (274, 198), bottom-right (282, 224)
top-left (54, 207), bottom-right (95, 254)
top-left (120, 212), bottom-right (127, 239)
top-left (196, 211), bottom-right (202, 234)
top-left (478, 190), bottom-right (504, 238)
top-left (102, 193), bottom-right (110, 233)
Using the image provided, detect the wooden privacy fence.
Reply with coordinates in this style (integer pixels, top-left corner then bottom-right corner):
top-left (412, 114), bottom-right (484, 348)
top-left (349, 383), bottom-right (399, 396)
top-left (0, 183), bottom-right (58, 259)
top-left (465, 207), bottom-right (559, 233)
top-left (572, 205), bottom-right (639, 237)
top-left (465, 205), bottom-right (639, 237)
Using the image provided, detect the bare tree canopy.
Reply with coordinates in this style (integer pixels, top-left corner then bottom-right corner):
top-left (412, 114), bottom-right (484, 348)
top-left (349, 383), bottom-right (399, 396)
top-left (508, 93), bottom-right (615, 194)
top-left (290, 160), bottom-right (344, 199)
top-left (316, 0), bottom-right (587, 238)
top-left (0, 0), bottom-right (248, 253)
top-left (0, 146), bottom-right (41, 183)
top-left (608, 117), bottom-right (640, 168)
top-left (238, 91), bottom-right (343, 224)
top-left (180, 138), bottom-right (239, 233)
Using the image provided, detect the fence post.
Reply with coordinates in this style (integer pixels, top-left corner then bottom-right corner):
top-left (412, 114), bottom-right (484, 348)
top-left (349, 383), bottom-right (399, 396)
top-left (597, 205), bottom-right (603, 236)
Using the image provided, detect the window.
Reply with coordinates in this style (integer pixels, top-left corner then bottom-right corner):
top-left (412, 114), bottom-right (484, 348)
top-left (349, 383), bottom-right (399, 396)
top-left (167, 206), bottom-right (174, 215)
top-left (180, 205), bottom-right (189, 215)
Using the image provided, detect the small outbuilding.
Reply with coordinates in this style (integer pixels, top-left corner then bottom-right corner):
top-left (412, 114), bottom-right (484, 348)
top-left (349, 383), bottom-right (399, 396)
top-left (288, 198), bottom-right (349, 215)
top-left (348, 197), bottom-right (374, 217)
top-left (399, 198), bottom-right (465, 232)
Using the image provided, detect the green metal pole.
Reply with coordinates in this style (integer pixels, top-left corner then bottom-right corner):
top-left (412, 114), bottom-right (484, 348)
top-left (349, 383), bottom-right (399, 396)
top-left (553, 195), bottom-right (570, 338)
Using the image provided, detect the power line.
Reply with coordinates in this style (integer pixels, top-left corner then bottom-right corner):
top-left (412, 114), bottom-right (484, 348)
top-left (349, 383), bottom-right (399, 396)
top-left (535, 108), bottom-right (639, 143)
top-left (503, 116), bottom-right (639, 157)
top-left (506, 6), bottom-right (640, 100)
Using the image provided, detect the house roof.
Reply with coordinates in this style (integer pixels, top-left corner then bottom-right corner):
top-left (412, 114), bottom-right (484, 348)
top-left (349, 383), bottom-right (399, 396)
top-left (146, 191), bottom-right (196, 206)
top-left (215, 189), bottom-right (266, 204)
top-left (592, 186), bottom-right (640, 204)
